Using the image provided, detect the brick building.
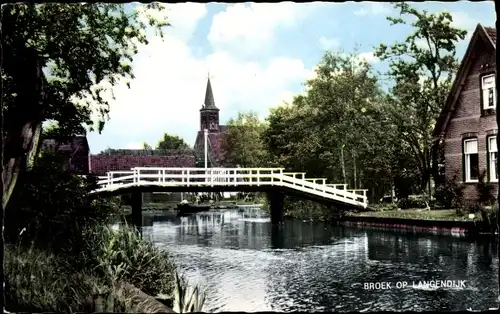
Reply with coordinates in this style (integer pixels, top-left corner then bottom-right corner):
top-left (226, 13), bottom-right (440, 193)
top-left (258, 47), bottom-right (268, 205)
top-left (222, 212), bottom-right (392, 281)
top-left (193, 77), bottom-right (229, 166)
top-left (43, 77), bottom-right (229, 176)
top-left (433, 24), bottom-right (497, 201)
top-left (89, 150), bottom-right (195, 176)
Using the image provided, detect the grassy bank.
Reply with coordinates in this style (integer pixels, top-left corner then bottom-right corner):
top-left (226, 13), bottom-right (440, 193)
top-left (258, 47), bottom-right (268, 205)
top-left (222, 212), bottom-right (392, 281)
top-left (4, 153), bottom-right (206, 313)
top-left (5, 222), bottom-right (206, 313)
top-left (348, 209), bottom-right (477, 221)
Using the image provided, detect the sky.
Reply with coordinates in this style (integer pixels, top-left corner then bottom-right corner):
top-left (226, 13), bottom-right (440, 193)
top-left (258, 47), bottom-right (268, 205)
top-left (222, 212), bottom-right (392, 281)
top-left (85, 1), bottom-right (496, 154)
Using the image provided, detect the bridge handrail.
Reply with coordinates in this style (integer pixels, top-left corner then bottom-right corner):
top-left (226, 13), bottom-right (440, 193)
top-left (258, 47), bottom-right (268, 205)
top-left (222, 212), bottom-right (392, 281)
top-left (95, 167), bottom-right (367, 207)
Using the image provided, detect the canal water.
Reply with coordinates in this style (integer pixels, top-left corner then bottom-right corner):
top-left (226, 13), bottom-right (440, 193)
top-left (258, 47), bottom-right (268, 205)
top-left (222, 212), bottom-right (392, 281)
top-left (142, 207), bottom-right (499, 312)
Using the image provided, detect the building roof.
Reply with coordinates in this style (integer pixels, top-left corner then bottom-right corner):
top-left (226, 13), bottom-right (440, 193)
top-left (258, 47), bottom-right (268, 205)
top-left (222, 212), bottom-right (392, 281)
top-left (201, 77), bottom-right (218, 111)
top-left (432, 24), bottom-right (496, 138)
top-left (484, 26), bottom-right (496, 47)
top-left (90, 155), bottom-right (196, 175)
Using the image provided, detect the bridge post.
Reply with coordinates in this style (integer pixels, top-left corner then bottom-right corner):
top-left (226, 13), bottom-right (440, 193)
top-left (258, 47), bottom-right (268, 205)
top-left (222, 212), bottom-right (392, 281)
top-left (131, 191), bottom-right (143, 235)
top-left (269, 190), bottom-right (285, 225)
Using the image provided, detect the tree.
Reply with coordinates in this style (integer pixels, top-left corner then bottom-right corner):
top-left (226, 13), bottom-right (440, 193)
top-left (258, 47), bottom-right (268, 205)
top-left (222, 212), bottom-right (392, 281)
top-left (2, 3), bottom-right (170, 210)
top-left (264, 51), bottom-right (403, 200)
top-left (221, 111), bottom-right (269, 167)
top-left (156, 133), bottom-right (190, 150)
top-left (143, 142), bottom-right (152, 150)
top-left (374, 2), bottom-right (467, 196)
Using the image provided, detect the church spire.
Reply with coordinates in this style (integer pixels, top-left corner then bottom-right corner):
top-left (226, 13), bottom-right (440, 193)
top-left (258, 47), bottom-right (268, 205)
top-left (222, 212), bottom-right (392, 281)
top-left (202, 73), bottom-right (218, 110)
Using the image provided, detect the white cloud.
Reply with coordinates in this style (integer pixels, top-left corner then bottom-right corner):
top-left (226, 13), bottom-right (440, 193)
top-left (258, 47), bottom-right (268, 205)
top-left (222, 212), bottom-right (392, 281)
top-left (126, 142), bottom-right (144, 149)
top-left (318, 36), bottom-right (339, 50)
top-left (357, 51), bottom-right (379, 64)
top-left (449, 11), bottom-right (478, 31)
top-left (165, 2), bottom-right (208, 40)
top-left (354, 3), bottom-right (390, 16)
top-left (86, 3), bottom-right (313, 153)
top-left (208, 2), bottom-right (321, 56)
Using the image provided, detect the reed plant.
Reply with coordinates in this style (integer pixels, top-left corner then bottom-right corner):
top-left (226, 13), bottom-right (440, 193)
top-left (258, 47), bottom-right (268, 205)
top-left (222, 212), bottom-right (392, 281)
top-left (164, 272), bottom-right (206, 313)
top-left (4, 244), bottom-right (126, 313)
top-left (81, 222), bottom-right (177, 299)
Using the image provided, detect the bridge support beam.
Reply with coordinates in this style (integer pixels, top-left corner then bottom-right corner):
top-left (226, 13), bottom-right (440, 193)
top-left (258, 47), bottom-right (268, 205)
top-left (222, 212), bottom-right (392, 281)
top-left (269, 190), bottom-right (285, 225)
top-left (131, 191), bottom-right (143, 234)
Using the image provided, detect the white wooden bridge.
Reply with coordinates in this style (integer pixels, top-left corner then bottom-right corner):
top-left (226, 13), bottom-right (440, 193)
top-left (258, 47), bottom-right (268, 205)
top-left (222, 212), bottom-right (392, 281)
top-left (94, 167), bottom-right (368, 209)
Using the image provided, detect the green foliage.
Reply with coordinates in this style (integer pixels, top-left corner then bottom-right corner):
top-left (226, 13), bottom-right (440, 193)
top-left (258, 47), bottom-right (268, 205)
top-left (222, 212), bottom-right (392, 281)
top-left (456, 203), bottom-right (483, 216)
top-left (479, 204), bottom-right (498, 233)
top-left (157, 133), bottom-right (190, 150)
top-left (264, 50), bottom-right (397, 197)
top-left (396, 197), bottom-right (427, 209)
top-left (434, 174), bottom-right (465, 208)
top-left (476, 170), bottom-right (496, 205)
top-left (222, 111), bottom-right (270, 167)
top-left (4, 152), bottom-right (120, 254)
top-left (3, 3), bottom-right (170, 135)
top-left (168, 272), bottom-right (206, 313)
top-left (4, 245), bottom-right (125, 313)
top-left (374, 2), bottom-right (467, 191)
top-left (82, 223), bottom-right (177, 299)
top-left (282, 197), bottom-right (345, 221)
top-left (374, 203), bottom-right (399, 212)
top-left (143, 142), bottom-right (152, 149)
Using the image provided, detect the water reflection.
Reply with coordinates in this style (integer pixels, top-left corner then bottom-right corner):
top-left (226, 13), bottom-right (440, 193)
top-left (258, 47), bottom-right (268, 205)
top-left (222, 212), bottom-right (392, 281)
top-left (142, 209), bottom-right (498, 312)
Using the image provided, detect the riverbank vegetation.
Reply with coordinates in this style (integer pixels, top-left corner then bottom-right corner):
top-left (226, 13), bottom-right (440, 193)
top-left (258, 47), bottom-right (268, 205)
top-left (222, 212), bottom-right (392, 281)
top-left (4, 152), bottom-right (206, 312)
top-left (221, 3), bottom-right (498, 231)
top-left (2, 3), bottom-right (207, 312)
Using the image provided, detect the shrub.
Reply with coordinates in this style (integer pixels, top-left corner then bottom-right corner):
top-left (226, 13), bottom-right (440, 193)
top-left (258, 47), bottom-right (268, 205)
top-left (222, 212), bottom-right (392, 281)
top-left (4, 245), bottom-right (125, 313)
top-left (456, 203), bottom-right (483, 216)
top-left (281, 196), bottom-right (344, 221)
top-left (81, 223), bottom-right (177, 299)
top-left (397, 198), bottom-right (409, 209)
top-left (4, 152), bottom-right (120, 255)
top-left (378, 203), bottom-right (398, 211)
top-left (479, 204), bottom-right (498, 233)
top-left (476, 170), bottom-right (496, 206)
top-left (434, 175), bottom-right (465, 208)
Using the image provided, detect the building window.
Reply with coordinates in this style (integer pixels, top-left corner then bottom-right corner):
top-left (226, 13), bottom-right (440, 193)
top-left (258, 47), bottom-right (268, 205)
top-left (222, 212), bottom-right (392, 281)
top-left (488, 136), bottom-right (498, 182)
top-left (481, 74), bottom-right (496, 110)
top-left (464, 138), bottom-right (479, 182)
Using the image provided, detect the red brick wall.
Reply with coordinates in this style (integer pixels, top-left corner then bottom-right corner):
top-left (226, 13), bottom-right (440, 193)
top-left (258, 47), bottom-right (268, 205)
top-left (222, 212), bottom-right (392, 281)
top-left (444, 38), bottom-right (497, 201)
top-left (90, 155), bottom-right (196, 175)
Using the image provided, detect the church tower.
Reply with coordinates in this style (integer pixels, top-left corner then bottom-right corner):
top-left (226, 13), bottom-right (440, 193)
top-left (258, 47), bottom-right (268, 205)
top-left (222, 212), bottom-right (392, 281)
top-left (200, 76), bottom-right (219, 132)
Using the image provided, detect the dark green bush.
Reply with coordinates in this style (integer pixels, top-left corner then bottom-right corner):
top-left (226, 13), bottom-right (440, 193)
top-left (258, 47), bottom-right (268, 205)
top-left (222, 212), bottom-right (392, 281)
top-left (434, 175), bottom-right (465, 208)
top-left (479, 205), bottom-right (498, 233)
top-left (456, 203), bottom-right (483, 216)
top-left (396, 198), bottom-right (409, 209)
top-left (4, 152), bottom-right (120, 255)
top-left (476, 170), bottom-right (496, 206)
top-left (4, 245), bottom-right (125, 313)
top-left (81, 223), bottom-right (177, 299)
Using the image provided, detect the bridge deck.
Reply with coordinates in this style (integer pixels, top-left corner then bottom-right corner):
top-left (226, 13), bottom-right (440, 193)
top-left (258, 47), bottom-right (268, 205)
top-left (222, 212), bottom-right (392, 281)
top-left (93, 167), bottom-right (368, 208)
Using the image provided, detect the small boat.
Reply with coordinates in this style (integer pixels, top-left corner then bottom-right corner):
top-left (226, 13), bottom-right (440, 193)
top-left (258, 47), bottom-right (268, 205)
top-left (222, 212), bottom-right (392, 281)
top-left (176, 203), bottom-right (211, 216)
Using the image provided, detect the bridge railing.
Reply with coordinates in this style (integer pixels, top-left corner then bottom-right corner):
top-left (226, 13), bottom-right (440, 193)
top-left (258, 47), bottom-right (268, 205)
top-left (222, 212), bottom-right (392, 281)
top-left (96, 167), bottom-right (367, 207)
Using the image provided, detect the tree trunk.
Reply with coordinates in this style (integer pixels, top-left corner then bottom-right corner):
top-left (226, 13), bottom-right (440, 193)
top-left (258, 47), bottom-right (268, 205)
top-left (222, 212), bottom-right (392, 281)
top-left (3, 44), bottom-right (46, 211)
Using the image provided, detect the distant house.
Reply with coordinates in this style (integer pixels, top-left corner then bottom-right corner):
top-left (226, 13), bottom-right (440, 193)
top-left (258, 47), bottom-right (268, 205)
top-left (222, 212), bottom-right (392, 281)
top-left (193, 77), bottom-right (230, 167)
top-left (433, 24), bottom-right (497, 202)
top-left (40, 135), bottom-right (91, 174)
top-left (90, 150), bottom-right (196, 176)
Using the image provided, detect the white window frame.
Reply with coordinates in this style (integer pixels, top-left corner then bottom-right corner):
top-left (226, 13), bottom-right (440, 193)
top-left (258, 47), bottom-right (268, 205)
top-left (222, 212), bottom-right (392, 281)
top-left (488, 136), bottom-right (498, 182)
top-left (481, 74), bottom-right (496, 110)
top-left (464, 138), bottom-right (479, 183)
